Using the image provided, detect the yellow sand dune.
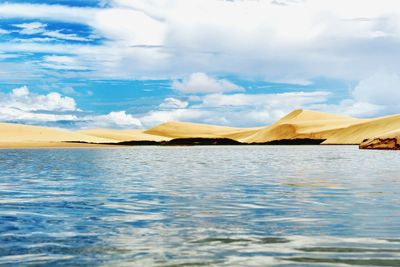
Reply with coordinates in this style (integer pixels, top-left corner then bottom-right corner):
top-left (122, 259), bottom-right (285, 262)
top-left (82, 122), bottom-right (261, 142)
top-left (221, 127), bottom-right (264, 141)
top-left (79, 129), bottom-right (170, 142)
top-left (276, 109), bottom-right (354, 124)
top-left (241, 109), bottom-right (365, 143)
top-left (323, 114), bottom-right (400, 144)
top-left (144, 121), bottom-right (243, 138)
top-left (141, 110), bottom-right (366, 144)
top-left (0, 123), bottom-right (117, 148)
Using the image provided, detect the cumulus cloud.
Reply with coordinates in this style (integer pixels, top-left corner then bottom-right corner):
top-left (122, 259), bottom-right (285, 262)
top-left (0, 107), bottom-right (78, 123)
top-left (172, 73), bottom-right (244, 94)
top-left (0, 86), bottom-right (77, 112)
top-left (83, 111), bottom-right (143, 129)
top-left (0, 86), bottom-right (78, 123)
top-left (140, 108), bottom-right (210, 128)
top-left (159, 97), bottom-right (188, 109)
top-left (0, 86), bottom-right (143, 129)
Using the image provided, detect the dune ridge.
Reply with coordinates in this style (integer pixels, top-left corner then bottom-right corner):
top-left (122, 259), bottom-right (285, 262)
top-left (144, 121), bottom-right (244, 138)
top-left (0, 123), bottom-right (118, 148)
top-left (1, 109), bottom-right (400, 148)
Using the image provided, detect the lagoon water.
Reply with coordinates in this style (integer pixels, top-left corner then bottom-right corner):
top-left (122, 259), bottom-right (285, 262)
top-left (1, 146), bottom-right (400, 266)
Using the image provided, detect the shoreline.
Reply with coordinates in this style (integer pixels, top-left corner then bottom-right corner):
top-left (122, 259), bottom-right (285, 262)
top-left (0, 142), bottom-right (124, 149)
top-left (0, 138), bottom-right (359, 149)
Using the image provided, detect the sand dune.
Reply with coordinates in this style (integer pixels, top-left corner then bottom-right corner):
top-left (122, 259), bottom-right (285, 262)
top-left (144, 121), bottom-right (243, 138)
top-left (0, 123), bottom-right (117, 148)
top-left (241, 109), bottom-right (365, 143)
top-left (48, 121), bottom-right (260, 145)
top-left (2, 109), bottom-right (400, 148)
top-left (276, 109), bottom-right (355, 123)
top-left (79, 129), bottom-right (170, 142)
top-left (323, 114), bottom-right (400, 144)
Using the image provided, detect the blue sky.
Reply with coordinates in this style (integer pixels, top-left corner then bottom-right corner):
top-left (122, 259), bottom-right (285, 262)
top-left (0, 0), bottom-right (400, 129)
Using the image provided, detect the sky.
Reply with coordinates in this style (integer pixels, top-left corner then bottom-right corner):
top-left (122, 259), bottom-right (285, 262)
top-left (0, 0), bottom-right (400, 129)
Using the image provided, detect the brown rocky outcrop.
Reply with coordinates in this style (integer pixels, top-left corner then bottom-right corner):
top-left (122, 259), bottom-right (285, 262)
top-left (359, 138), bottom-right (400, 150)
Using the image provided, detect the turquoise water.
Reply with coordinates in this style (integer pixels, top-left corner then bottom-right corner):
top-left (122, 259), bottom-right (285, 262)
top-left (1, 146), bottom-right (400, 266)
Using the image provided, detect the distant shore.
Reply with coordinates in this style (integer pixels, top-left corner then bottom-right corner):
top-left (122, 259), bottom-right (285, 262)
top-left (1, 109), bottom-right (400, 150)
top-left (0, 138), bottom-right (329, 149)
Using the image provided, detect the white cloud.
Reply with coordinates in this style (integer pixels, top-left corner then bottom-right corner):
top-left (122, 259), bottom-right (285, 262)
top-left (43, 30), bottom-right (91, 42)
top-left (0, 86), bottom-right (78, 124)
top-left (41, 55), bottom-right (89, 71)
top-left (0, 86), bottom-right (143, 129)
top-left (0, 86), bottom-right (77, 112)
top-left (0, 28), bottom-right (10, 34)
top-left (12, 21), bottom-right (92, 42)
top-left (84, 111), bottom-right (143, 129)
top-left (13, 22), bottom-right (47, 35)
top-left (199, 92), bottom-right (329, 108)
top-left (352, 70), bottom-right (400, 106)
top-left (271, 0), bottom-right (305, 6)
top-left (14, 37), bottom-right (56, 43)
top-left (1, 0), bottom-right (400, 86)
top-left (94, 8), bottom-right (166, 46)
top-left (316, 70), bottom-right (400, 118)
top-left (159, 97), bottom-right (188, 109)
top-left (320, 100), bottom-right (384, 118)
top-left (12, 86), bottom-right (29, 96)
top-left (140, 108), bottom-right (210, 128)
top-left (172, 73), bottom-right (244, 94)
top-left (0, 106), bottom-right (78, 123)
top-left (0, 4), bottom-right (97, 24)
top-left (3, 0), bottom-right (400, 82)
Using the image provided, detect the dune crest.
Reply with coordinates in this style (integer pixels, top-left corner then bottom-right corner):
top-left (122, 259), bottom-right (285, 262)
top-left (144, 121), bottom-right (243, 138)
top-left (241, 109), bottom-right (365, 143)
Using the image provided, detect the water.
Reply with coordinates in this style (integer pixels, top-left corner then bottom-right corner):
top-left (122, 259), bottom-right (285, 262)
top-left (1, 146), bottom-right (400, 266)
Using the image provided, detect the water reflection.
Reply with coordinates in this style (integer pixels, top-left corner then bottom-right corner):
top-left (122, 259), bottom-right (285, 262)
top-left (0, 146), bottom-right (400, 266)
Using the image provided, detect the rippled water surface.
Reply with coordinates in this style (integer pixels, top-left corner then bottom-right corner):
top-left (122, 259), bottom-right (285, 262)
top-left (1, 146), bottom-right (400, 266)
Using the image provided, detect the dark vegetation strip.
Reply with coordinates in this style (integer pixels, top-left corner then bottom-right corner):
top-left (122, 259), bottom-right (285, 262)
top-left (65, 138), bottom-right (326, 146)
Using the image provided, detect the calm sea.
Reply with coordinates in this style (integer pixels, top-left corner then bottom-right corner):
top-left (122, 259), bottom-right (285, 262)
top-left (1, 146), bottom-right (400, 266)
